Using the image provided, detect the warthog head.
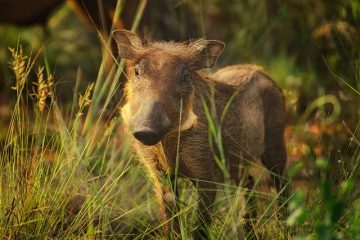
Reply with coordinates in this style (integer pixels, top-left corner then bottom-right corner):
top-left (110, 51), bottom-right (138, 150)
top-left (113, 30), bottom-right (224, 145)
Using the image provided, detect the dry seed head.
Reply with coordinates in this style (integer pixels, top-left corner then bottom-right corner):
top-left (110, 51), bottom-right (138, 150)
top-left (36, 66), bottom-right (46, 112)
top-left (47, 73), bottom-right (54, 88)
top-left (30, 66), bottom-right (54, 112)
top-left (78, 82), bottom-right (94, 109)
top-left (9, 47), bottom-right (28, 91)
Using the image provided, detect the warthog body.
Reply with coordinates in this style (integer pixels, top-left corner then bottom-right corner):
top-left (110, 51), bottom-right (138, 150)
top-left (114, 30), bottom-right (287, 238)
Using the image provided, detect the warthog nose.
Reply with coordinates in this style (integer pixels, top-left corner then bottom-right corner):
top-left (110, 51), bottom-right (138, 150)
top-left (132, 129), bottom-right (161, 146)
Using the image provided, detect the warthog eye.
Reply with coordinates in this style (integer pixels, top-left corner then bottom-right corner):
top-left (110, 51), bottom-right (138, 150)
top-left (180, 69), bottom-right (189, 84)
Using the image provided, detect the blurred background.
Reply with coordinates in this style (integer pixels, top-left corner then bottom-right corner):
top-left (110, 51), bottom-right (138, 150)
top-left (1, 0), bottom-right (359, 169)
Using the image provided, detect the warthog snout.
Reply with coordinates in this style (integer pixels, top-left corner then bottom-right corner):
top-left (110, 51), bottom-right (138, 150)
top-left (131, 101), bottom-right (171, 146)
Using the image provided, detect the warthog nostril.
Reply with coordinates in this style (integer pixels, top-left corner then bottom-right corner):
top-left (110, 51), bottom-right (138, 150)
top-left (132, 129), bottom-right (161, 146)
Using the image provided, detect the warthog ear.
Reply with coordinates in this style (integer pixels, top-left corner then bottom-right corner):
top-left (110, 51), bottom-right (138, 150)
top-left (112, 30), bottom-right (143, 60)
top-left (191, 40), bottom-right (225, 69)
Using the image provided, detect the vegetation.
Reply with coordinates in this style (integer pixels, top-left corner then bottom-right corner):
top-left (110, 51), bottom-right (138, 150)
top-left (0, 0), bottom-right (359, 239)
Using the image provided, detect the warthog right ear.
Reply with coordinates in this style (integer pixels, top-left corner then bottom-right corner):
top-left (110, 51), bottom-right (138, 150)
top-left (190, 40), bottom-right (225, 69)
top-left (112, 30), bottom-right (143, 60)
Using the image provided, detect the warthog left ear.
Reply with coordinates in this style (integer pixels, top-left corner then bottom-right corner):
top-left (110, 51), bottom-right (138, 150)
top-left (112, 30), bottom-right (143, 60)
top-left (191, 40), bottom-right (225, 69)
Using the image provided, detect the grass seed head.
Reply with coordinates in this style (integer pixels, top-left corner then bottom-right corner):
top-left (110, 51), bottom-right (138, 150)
top-left (77, 82), bottom-right (94, 117)
top-left (79, 82), bottom-right (94, 109)
top-left (9, 47), bottom-right (28, 91)
top-left (30, 66), bottom-right (54, 112)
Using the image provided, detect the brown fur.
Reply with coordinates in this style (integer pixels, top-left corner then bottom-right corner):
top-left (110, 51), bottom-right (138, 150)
top-left (114, 30), bottom-right (287, 238)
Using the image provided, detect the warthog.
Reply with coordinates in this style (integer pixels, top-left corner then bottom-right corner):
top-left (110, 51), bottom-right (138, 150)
top-left (114, 30), bottom-right (287, 238)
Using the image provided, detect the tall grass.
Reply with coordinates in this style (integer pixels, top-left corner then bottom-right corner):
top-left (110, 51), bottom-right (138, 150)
top-left (0, 45), bottom-right (144, 239)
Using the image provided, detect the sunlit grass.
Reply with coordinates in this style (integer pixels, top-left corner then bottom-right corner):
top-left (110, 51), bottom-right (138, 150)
top-left (0, 42), bottom-right (156, 239)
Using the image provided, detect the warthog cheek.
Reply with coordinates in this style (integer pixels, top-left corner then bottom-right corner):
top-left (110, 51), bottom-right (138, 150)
top-left (120, 103), bottom-right (131, 125)
top-left (180, 108), bottom-right (198, 131)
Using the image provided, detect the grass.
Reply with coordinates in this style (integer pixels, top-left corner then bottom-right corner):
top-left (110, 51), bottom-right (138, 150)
top-left (1, 1), bottom-right (360, 239)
